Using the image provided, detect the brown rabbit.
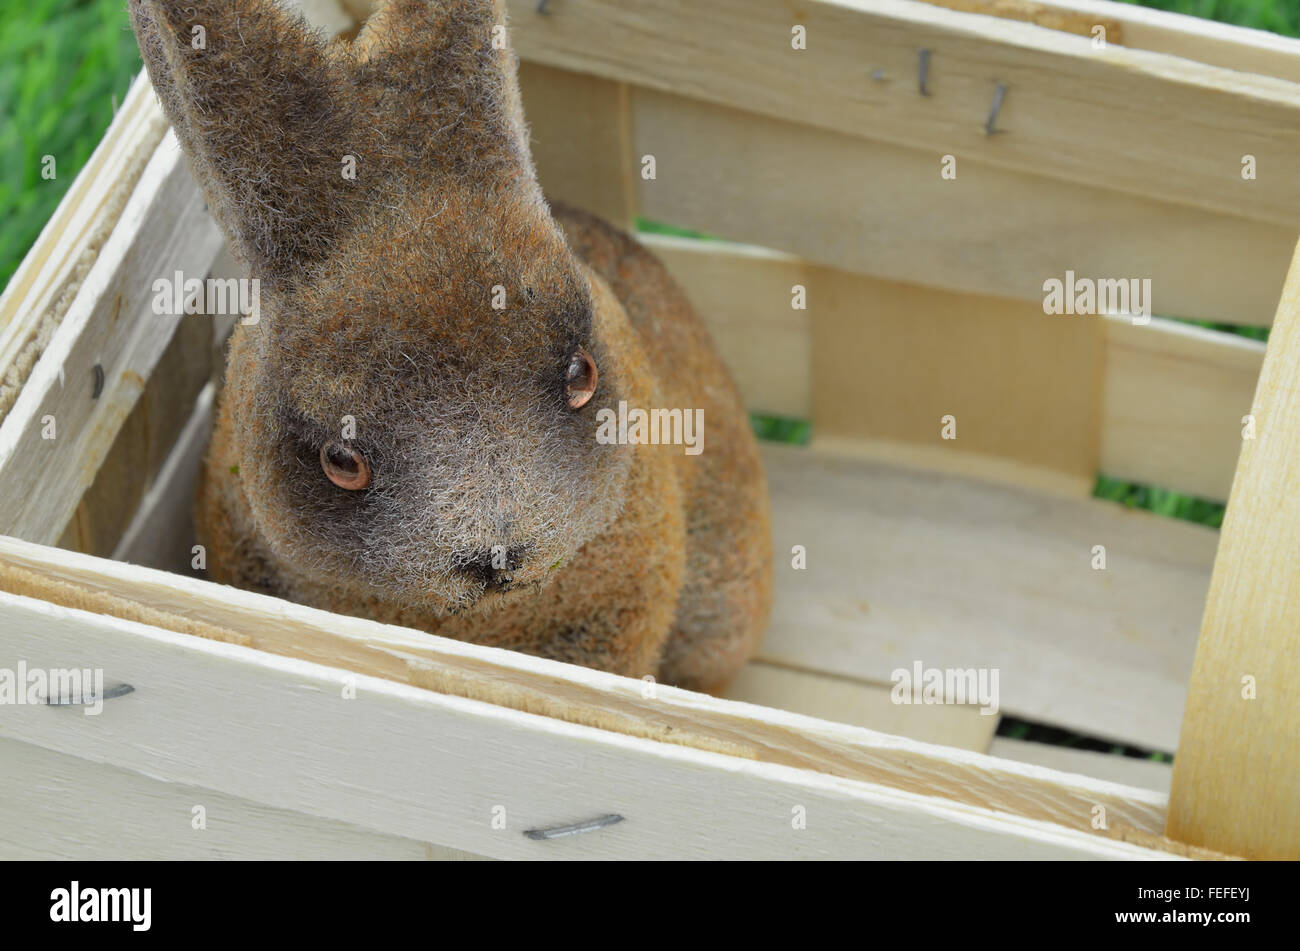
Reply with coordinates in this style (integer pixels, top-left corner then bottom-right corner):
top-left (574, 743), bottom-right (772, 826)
top-left (128, 0), bottom-right (771, 692)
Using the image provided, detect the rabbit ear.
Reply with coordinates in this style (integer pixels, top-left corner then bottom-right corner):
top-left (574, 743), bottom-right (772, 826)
top-left (349, 0), bottom-right (539, 190)
top-left (129, 0), bottom-right (359, 283)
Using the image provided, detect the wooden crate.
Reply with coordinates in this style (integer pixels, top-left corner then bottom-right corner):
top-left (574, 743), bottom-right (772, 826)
top-left (1, 0), bottom-right (1296, 859)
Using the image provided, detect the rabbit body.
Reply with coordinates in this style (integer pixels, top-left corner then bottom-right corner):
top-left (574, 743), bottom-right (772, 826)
top-left (130, 0), bottom-right (771, 692)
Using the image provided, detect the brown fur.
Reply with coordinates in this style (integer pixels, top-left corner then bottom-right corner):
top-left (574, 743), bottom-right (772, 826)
top-left (129, 0), bottom-right (771, 692)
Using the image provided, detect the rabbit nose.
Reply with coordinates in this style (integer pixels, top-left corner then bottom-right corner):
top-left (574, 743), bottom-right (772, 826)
top-left (462, 547), bottom-right (527, 588)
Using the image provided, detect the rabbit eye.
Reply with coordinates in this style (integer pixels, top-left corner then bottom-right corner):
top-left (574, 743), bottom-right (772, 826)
top-left (566, 347), bottom-right (598, 409)
top-left (320, 441), bottom-right (371, 490)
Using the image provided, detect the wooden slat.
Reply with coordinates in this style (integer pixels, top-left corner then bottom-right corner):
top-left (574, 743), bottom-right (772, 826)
top-left (725, 661), bottom-right (998, 752)
top-left (1101, 317), bottom-right (1264, 503)
top-left (62, 318), bottom-right (214, 558)
top-left (0, 581), bottom-right (1194, 858)
top-left (0, 532), bottom-right (1214, 854)
top-left (112, 383), bottom-right (215, 569)
top-left (639, 236), bottom-right (1265, 503)
top-left (0, 737), bottom-right (486, 860)
top-left (761, 444), bottom-right (1217, 753)
top-left (640, 235), bottom-right (811, 418)
top-left (1167, 239), bottom-right (1300, 860)
top-left (626, 87), bottom-right (1292, 326)
top-left (643, 234), bottom-right (1104, 495)
top-left (519, 63), bottom-right (638, 230)
top-left (0, 74), bottom-right (166, 416)
top-left (942, 0), bottom-right (1300, 83)
top-left (989, 738), bottom-right (1173, 796)
top-left (919, 0), bottom-right (1122, 39)
top-left (0, 132), bottom-right (224, 546)
top-left (505, 0), bottom-right (1300, 228)
top-left (808, 266), bottom-right (1104, 492)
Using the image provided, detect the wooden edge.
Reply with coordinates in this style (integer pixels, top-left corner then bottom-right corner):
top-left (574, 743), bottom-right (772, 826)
top-left (724, 660), bottom-right (1000, 752)
top-left (989, 737), bottom-right (1173, 795)
top-left (1166, 238), bottom-right (1300, 859)
top-left (637, 233), bottom-right (1265, 501)
top-left (0, 131), bottom-right (224, 545)
top-left (956, 0), bottom-right (1300, 83)
top-left (809, 435), bottom-right (1095, 498)
top-left (112, 382), bottom-right (215, 568)
top-left (0, 584), bottom-right (1200, 859)
top-left (918, 0), bottom-right (1122, 40)
top-left (0, 531), bottom-right (1242, 858)
top-left (626, 84), bottom-right (1293, 326)
top-left (0, 71), bottom-right (166, 403)
top-left (505, 0), bottom-right (1300, 228)
top-left (1101, 316), bottom-right (1264, 502)
top-left (0, 736), bottom-right (487, 860)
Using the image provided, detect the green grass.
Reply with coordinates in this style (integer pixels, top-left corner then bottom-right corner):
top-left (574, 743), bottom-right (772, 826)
top-left (0, 0), bottom-right (142, 290)
top-left (1122, 0), bottom-right (1300, 35)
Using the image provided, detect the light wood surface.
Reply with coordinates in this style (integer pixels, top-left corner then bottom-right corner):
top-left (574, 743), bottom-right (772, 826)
top-left (761, 444), bottom-right (1218, 753)
top-left (1102, 317), bottom-right (1263, 502)
top-left (641, 235), bottom-right (812, 419)
top-left (0, 737), bottom-right (487, 860)
top-left (807, 265), bottom-right (1104, 488)
top-left (0, 132), bottom-right (224, 545)
top-left (1166, 239), bottom-right (1300, 860)
top-left (0, 579), bottom-right (1201, 858)
top-left (628, 86), bottom-right (1291, 327)
top-left (505, 0), bottom-right (1300, 228)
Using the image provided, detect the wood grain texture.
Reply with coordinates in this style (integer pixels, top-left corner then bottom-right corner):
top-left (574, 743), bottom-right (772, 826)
top-left (519, 63), bottom-right (638, 230)
top-left (1101, 317), bottom-right (1263, 503)
top-left (0, 133), bottom-right (224, 546)
top-left (976, 0), bottom-right (1300, 82)
top-left (919, 0), bottom-right (1121, 39)
top-left (989, 738), bottom-right (1173, 795)
top-left (724, 660), bottom-right (999, 752)
top-left (808, 266), bottom-right (1105, 488)
top-left (0, 586), bottom-right (1192, 858)
top-left (642, 236), bottom-right (1263, 501)
top-left (1166, 239), bottom-right (1300, 860)
top-left (505, 0), bottom-right (1300, 228)
top-left (628, 87), bottom-right (1291, 327)
top-left (0, 737), bottom-right (487, 860)
top-left (761, 444), bottom-right (1218, 753)
top-left (112, 383), bottom-right (215, 570)
top-left (641, 235), bottom-right (811, 418)
top-left (65, 318), bottom-right (213, 557)
top-left (0, 533), bottom-right (1209, 855)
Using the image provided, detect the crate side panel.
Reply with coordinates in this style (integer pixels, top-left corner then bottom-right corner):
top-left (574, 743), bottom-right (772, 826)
top-left (0, 591), bottom-right (1179, 859)
top-left (627, 88), bottom-right (1292, 327)
top-left (0, 737), bottom-right (485, 861)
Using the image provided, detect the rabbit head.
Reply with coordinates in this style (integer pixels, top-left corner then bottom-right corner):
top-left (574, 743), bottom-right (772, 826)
top-left (131, 0), bottom-right (643, 611)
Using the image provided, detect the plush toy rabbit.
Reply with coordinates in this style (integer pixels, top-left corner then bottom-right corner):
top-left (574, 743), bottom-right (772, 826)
top-left (128, 0), bottom-right (771, 692)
